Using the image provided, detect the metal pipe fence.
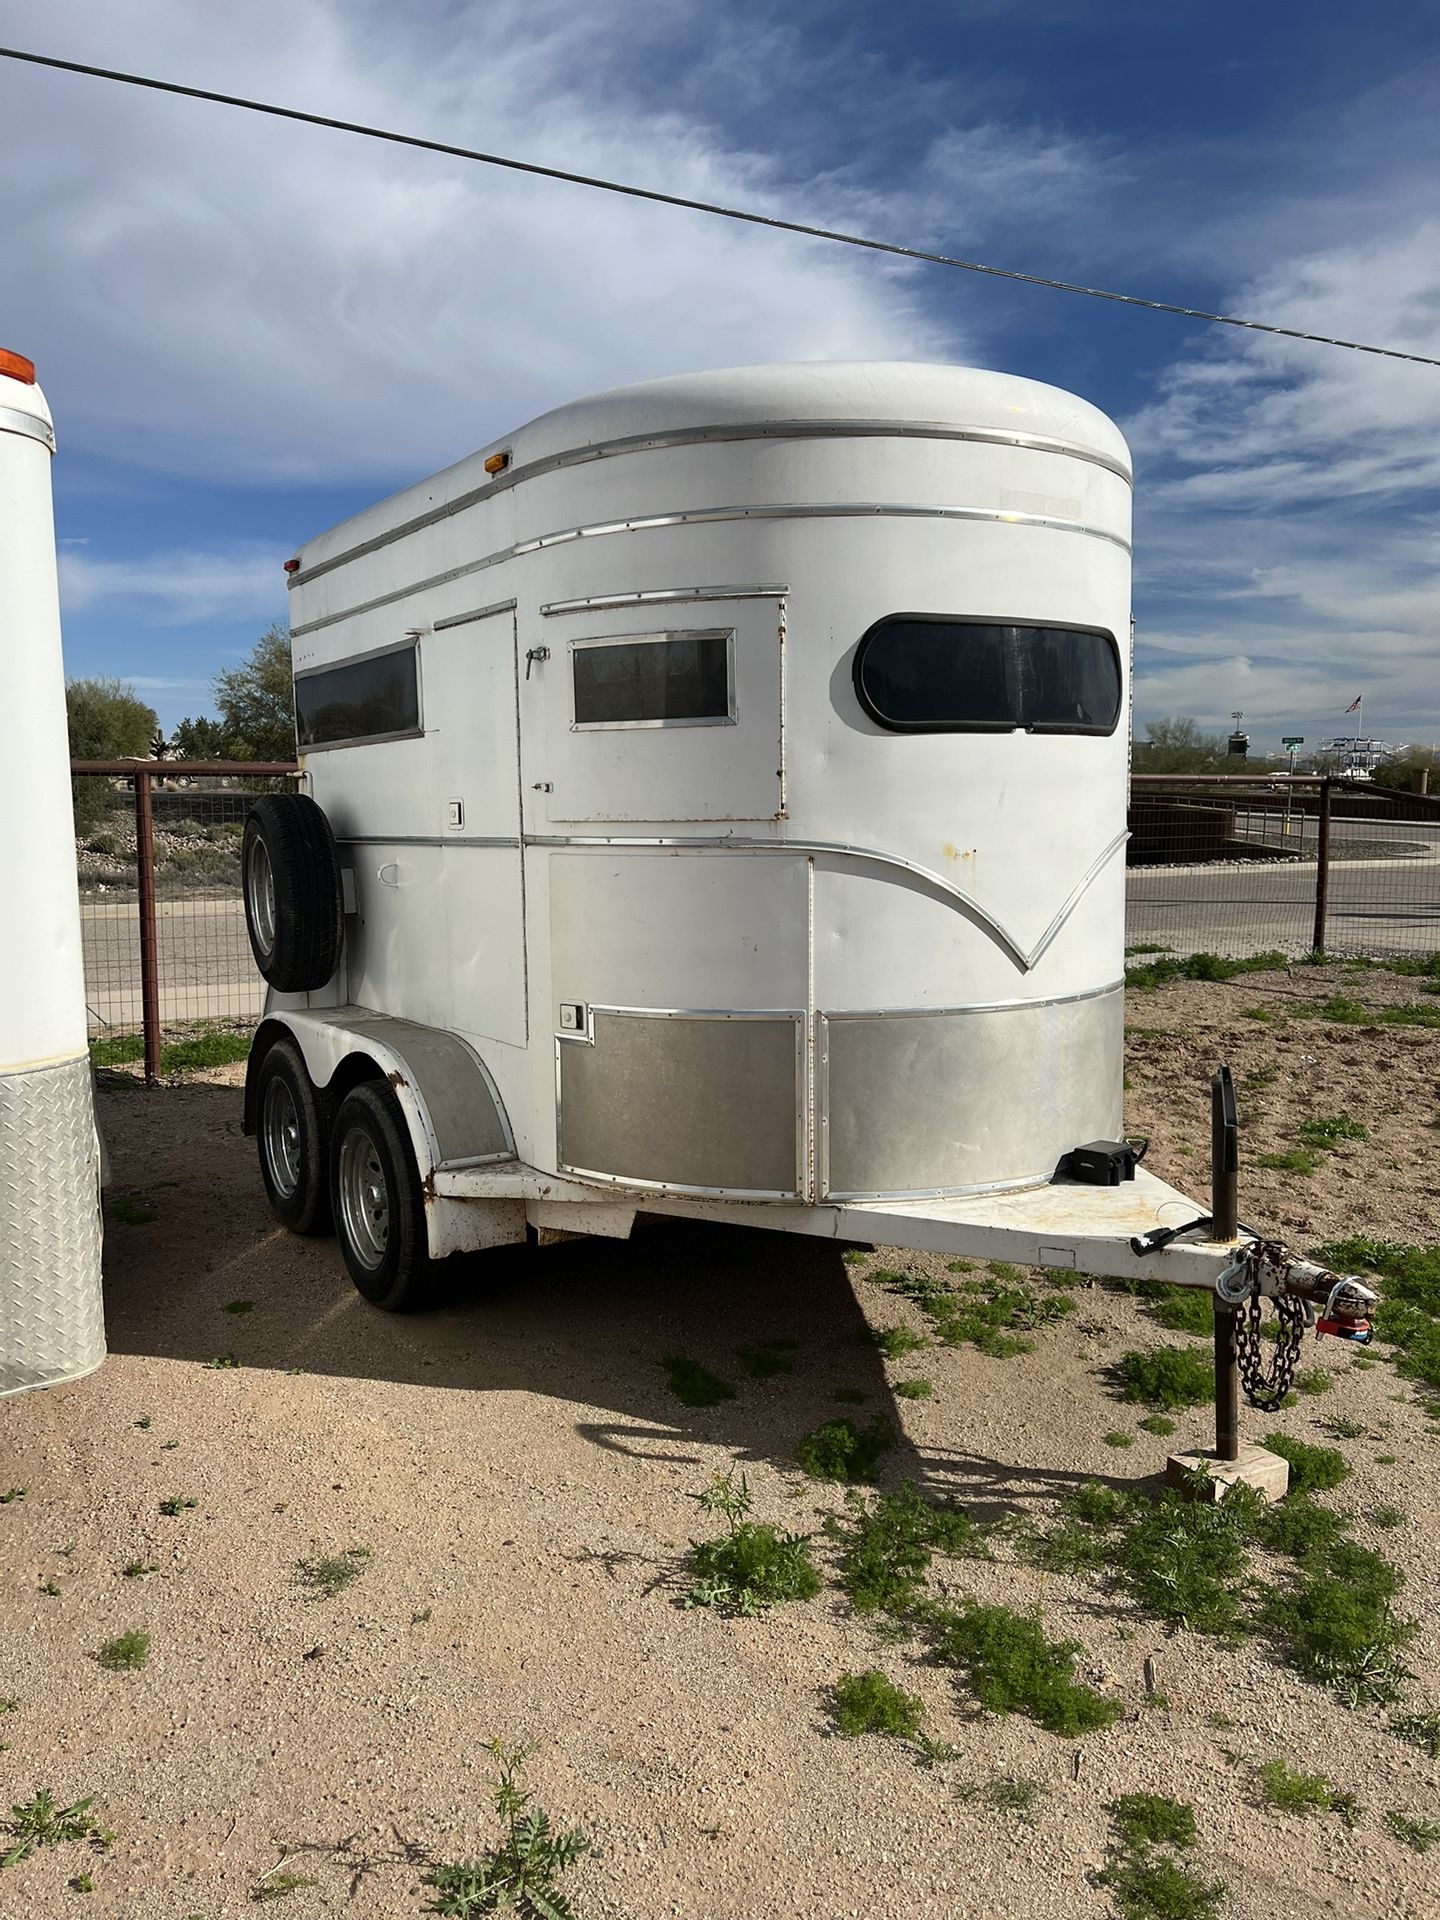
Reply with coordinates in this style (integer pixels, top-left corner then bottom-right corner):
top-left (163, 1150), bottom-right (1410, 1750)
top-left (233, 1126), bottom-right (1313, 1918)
top-left (72, 760), bottom-right (301, 1083)
top-left (72, 765), bottom-right (1438, 1085)
top-left (1126, 773), bottom-right (1440, 962)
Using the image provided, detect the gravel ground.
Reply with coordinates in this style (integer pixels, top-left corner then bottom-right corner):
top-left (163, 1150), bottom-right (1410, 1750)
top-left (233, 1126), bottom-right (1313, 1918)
top-left (2, 963), bottom-right (1437, 1919)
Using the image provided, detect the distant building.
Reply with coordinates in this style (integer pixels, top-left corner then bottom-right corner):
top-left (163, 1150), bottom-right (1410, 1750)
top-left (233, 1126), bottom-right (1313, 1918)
top-left (1315, 736), bottom-right (1396, 776)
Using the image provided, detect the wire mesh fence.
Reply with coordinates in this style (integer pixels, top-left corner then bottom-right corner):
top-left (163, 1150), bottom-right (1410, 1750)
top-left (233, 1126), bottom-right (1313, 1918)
top-left (73, 761), bottom-right (301, 1079)
top-left (1126, 774), bottom-right (1440, 962)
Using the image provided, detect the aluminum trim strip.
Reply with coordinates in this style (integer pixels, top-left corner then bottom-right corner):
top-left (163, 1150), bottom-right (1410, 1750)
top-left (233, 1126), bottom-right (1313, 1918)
top-left (288, 418), bottom-right (1135, 591)
top-left (0, 404), bottom-right (56, 452)
top-left (289, 499), bottom-right (1131, 638)
top-left (821, 980), bottom-right (1124, 1019)
top-left (433, 597), bottom-right (517, 631)
top-left (334, 834), bottom-right (521, 849)
top-left (542, 584), bottom-right (788, 616)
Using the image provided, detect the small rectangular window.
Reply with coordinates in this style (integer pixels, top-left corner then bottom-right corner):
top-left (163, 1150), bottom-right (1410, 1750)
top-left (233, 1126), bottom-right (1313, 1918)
top-left (295, 641), bottom-right (421, 749)
top-left (853, 616), bottom-right (1121, 735)
top-left (571, 630), bottom-right (734, 730)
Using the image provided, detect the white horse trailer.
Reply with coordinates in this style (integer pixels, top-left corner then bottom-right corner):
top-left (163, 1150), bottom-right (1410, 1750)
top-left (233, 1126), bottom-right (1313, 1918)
top-left (244, 361), bottom-right (1235, 1309)
top-left (0, 348), bottom-right (106, 1397)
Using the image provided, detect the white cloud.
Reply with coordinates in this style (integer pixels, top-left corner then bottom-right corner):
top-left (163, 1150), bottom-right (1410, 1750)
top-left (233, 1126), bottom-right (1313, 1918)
top-left (57, 545), bottom-right (285, 623)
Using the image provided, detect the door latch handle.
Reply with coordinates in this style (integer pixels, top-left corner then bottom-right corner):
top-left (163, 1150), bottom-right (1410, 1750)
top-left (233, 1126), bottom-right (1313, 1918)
top-left (525, 646), bottom-right (549, 679)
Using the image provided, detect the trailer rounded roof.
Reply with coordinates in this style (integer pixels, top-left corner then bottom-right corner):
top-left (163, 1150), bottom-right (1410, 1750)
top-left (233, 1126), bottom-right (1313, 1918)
top-left (510, 362), bottom-right (1130, 478)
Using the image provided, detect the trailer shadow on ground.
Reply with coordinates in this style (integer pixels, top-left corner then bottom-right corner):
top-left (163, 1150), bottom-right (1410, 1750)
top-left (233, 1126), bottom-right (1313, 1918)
top-left (96, 1077), bottom-right (958, 1487)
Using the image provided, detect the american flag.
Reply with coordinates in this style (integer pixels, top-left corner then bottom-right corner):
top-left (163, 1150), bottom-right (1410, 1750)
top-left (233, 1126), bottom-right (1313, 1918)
top-left (1345, 696), bottom-right (1362, 713)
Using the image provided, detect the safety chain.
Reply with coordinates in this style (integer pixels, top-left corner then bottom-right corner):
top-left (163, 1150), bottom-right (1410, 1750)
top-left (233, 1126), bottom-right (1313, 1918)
top-left (1216, 1235), bottom-right (1376, 1412)
top-left (1234, 1287), bottom-right (1309, 1413)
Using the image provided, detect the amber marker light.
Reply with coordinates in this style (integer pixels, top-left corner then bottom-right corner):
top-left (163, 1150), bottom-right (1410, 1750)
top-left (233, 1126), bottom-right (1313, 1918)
top-left (483, 450), bottom-right (510, 475)
top-left (0, 348), bottom-right (37, 383)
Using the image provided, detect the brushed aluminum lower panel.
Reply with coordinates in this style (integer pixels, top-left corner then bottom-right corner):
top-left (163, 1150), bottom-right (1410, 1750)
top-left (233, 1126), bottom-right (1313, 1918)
top-left (558, 1010), bottom-right (802, 1196)
top-left (0, 1054), bottom-right (106, 1398)
top-left (821, 987), bottom-right (1124, 1199)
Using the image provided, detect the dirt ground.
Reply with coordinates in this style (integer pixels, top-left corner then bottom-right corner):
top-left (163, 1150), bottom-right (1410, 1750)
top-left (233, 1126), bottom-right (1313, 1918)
top-left (2, 962), bottom-right (1438, 1919)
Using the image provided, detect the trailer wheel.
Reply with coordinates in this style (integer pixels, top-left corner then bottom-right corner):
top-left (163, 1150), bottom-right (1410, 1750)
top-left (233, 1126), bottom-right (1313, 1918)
top-left (242, 793), bottom-right (343, 992)
top-left (331, 1081), bottom-right (432, 1310)
top-left (255, 1039), bottom-right (334, 1235)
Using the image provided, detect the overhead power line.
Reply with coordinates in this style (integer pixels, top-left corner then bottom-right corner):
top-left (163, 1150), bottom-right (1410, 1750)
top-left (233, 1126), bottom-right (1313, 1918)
top-left (3, 42), bottom-right (1438, 371)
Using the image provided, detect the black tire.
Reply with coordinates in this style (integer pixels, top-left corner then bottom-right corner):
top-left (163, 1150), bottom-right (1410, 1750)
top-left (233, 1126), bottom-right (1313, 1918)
top-left (242, 793), bottom-right (344, 992)
top-left (255, 1039), bottom-right (334, 1235)
top-left (330, 1081), bottom-right (433, 1310)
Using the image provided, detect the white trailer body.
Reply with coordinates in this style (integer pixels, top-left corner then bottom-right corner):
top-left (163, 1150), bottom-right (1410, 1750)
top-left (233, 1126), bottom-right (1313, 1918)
top-left (0, 351), bottom-right (106, 1396)
top-left (249, 362), bottom-right (1230, 1297)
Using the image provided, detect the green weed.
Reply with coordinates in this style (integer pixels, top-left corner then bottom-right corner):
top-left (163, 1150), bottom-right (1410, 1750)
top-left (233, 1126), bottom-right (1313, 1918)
top-left (160, 1030), bottom-right (252, 1073)
top-left (0, 1488), bottom-right (25, 1505)
top-left (206, 1353), bottom-right (240, 1370)
top-left (795, 1414), bottom-right (897, 1484)
top-left (1261, 1433), bottom-right (1352, 1493)
top-left (841, 1248), bottom-right (871, 1266)
top-left (1125, 950), bottom-right (1286, 991)
top-left (1256, 1148), bottom-right (1320, 1176)
top-left (1313, 1237), bottom-right (1440, 1392)
top-left (1385, 1811), bottom-right (1440, 1854)
top-left (1139, 1415), bottom-right (1177, 1436)
top-left (299, 1546), bottom-right (371, 1599)
top-left (158, 1496), bottom-right (198, 1517)
top-left (828, 1670), bottom-right (925, 1740)
top-left (1116, 1484), bottom-right (1260, 1636)
top-left (954, 1776), bottom-right (1044, 1825)
top-left (121, 1561), bottom-right (158, 1581)
top-left (251, 1868), bottom-right (320, 1902)
top-left (1294, 1369), bottom-right (1334, 1396)
top-left (735, 1340), bottom-right (796, 1379)
top-left (1297, 1114), bottom-right (1369, 1148)
top-left (1104, 1430), bottom-right (1136, 1448)
top-left (424, 1741), bottom-right (586, 1918)
top-left (95, 1631), bottom-right (149, 1674)
top-left (929, 1600), bottom-right (1120, 1736)
top-left (1140, 1285), bottom-right (1214, 1337)
top-left (2, 1789), bottom-right (109, 1867)
top-left (828, 1482), bottom-right (987, 1616)
top-left (893, 1378), bottom-right (933, 1400)
top-left (1255, 1495), bottom-right (1350, 1565)
top-left (69, 1870), bottom-right (95, 1893)
top-left (1256, 1759), bottom-right (1361, 1826)
top-left (1389, 1710), bottom-right (1440, 1758)
top-left (685, 1470), bottom-right (821, 1616)
top-left (89, 1032), bottom-right (144, 1068)
top-left (224, 1300), bottom-right (255, 1316)
top-left (1261, 1569), bottom-right (1412, 1706)
top-left (660, 1354), bottom-right (736, 1408)
top-left (1112, 1347), bottom-right (1214, 1409)
top-left (867, 1324), bottom-right (929, 1358)
top-left (1110, 1795), bottom-right (1196, 1853)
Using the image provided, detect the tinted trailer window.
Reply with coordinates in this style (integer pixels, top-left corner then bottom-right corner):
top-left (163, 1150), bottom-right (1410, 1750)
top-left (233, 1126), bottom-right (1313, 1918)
top-left (296, 641), bottom-right (421, 749)
top-left (854, 617), bottom-right (1121, 735)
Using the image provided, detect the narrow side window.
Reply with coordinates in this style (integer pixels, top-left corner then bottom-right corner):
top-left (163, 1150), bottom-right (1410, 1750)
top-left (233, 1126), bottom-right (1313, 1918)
top-left (295, 640), bottom-right (422, 749)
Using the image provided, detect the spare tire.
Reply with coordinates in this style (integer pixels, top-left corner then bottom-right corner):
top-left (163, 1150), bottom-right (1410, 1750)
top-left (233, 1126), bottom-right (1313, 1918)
top-left (242, 792), bottom-right (344, 991)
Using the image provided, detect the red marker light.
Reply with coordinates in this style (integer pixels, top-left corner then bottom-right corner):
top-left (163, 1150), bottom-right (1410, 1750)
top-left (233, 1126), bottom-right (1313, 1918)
top-left (283, 558), bottom-right (301, 574)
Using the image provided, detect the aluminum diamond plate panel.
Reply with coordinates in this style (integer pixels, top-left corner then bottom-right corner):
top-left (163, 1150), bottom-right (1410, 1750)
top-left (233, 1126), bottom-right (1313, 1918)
top-left (0, 1054), bottom-right (106, 1398)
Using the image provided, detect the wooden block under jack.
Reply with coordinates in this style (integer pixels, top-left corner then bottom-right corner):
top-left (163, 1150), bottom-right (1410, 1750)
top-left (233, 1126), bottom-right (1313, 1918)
top-left (1166, 1445), bottom-right (1290, 1504)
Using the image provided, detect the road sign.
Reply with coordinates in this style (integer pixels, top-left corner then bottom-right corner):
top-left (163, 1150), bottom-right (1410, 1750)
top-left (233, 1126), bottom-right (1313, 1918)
top-left (1283, 736), bottom-right (1304, 748)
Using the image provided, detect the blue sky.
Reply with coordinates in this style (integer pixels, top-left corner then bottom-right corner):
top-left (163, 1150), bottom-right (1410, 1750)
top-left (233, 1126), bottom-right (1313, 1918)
top-left (4, 0), bottom-right (1438, 750)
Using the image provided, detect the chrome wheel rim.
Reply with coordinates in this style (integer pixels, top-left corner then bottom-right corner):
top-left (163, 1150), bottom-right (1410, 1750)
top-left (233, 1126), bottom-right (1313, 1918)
top-left (246, 835), bottom-right (276, 958)
top-left (261, 1076), bottom-right (302, 1198)
top-left (338, 1124), bottom-right (389, 1272)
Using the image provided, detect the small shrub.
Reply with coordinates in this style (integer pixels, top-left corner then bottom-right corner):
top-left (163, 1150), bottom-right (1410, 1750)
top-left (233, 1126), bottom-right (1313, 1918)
top-left (1139, 1415), bottom-right (1177, 1436)
top-left (1385, 1811), bottom-right (1440, 1854)
top-left (160, 1030), bottom-right (251, 1074)
top-left (1125, 950), bottom-right (1285, 991)
top-left (3, 1789), bottom-right (108, 1864)
top-left (1113, 1347), bottom-right (1214, 1410)
top-left (1256, 1759), bottom-right (1361, 1826)
top-left (95, 1631), bottom-right (149, 1674)
top-left (829, 1481), bottom-right (987, 1615)
top-left (1256, 1495), bottom-right (1350, 1565)
top-left (660, 1354), bottom-right (735, 1408)
top-left (1104, 1430), bottom-right (1135, 1449)
top-left (686, 1471), bottom-right (820, 1616)
top-left (1116, 1486), bottom-right (1259, 1637)
top-left (1262, 1569), bottom-right (1412, 1705)
top-left (1372, 1504), bottom-right (1406, 1529)
top-left (224, 1300), bottom-right (255, 1316)
top-left (424, 1741), bottom-right (586, 1918)
top-left (158, 1496), bottom-right (197, 1517)
top-left (1098, 1851), bottom-right (1227, 1920)
top-left (1261, 1433), bottom-right (1351, 1494)
top-left (893, 1378), bottom-right (933, 1401)
top-left (828, 1669), bottom-right (925, 1740)
top-left (89, 1033), bottom-right (144, 1069)
top-left (206, 1353), bottom-right (240, 1370)
top-left (930, 1600), bottom-right (1120, 1736)
top-left (299, 1546), bottom-right (371, 1598)
top-left (795, 1414), bottom-right (897, 1484)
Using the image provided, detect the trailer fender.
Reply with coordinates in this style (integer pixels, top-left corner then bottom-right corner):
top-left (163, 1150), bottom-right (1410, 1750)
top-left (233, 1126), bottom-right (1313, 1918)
top-left (245, 1010), bottom-right (519, 1256)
